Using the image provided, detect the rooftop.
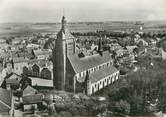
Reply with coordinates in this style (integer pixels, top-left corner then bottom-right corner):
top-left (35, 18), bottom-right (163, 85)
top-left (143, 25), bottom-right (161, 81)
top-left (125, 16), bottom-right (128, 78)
top-left (68, 51), bottom-right (112, 73)
top-left (23, 85), bottom-right (38, 96)
top-left (29, 77), bottom-right (53, 87)
top-left (0, 88), bottom-right (12, 112)
top-left (90, 65), bottom-right (118, 83)
top-left (22, 93), bottom-right (43, 105)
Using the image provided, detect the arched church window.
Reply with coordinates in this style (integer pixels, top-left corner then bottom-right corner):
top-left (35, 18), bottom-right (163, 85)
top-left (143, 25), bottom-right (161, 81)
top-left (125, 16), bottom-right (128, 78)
top-left (41, 68), bottom-right (52, 80)
top-left (23, 66), bottom-right (29, 75)
top-left (32, 64), bottom-right (40, 77)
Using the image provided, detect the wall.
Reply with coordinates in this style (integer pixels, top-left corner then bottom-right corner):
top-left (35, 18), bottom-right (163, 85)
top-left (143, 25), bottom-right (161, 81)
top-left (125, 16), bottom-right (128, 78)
top-left (90, 71), bottom-right (119, 95)
top-left (53, 38), bottom-right (66, 90)
top-left (65, 57), bottom-right (75, 92)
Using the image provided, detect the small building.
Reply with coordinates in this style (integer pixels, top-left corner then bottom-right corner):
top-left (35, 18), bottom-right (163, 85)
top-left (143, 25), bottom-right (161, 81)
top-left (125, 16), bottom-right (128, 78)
top-left (26, 44), bottom-right (40, 50)
top-left (33, 49), bottom-right (52, 60)
top-left (22, 85), bottom-right (38, 97)
top-left (22, 94), bottom-right (44, 112)
top-left (22, 60), bottom-right (53, 86)
top-left (5, 73), bottom-right (22, 90)
top-left (29, 77), bottom-right (53, 88)
top-left (12, 57), bottom-right (29, 75)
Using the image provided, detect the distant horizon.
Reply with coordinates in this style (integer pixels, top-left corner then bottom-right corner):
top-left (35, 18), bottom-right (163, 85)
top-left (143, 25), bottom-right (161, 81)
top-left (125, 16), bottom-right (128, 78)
top-left (0, 19), bottom-right (166, 24)
top-left (0, 0), bottom-right (166, 23)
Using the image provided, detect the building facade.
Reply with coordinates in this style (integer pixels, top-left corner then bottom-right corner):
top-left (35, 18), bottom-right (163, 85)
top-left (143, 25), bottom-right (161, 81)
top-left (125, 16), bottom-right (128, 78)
top-left (53, 16), bottom-right (120, 95)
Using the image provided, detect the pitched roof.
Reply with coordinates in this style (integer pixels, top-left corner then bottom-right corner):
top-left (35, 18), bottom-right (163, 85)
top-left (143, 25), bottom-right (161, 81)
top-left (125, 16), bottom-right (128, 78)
top-left (37, 60), bottom-right (46, 68)
top-left (13, 57), bottom-right (51, 64)
top-left (12, 57), bottom-right (29, 63)
top-left (90, 65), bottom-right (118, 83)
top-left (23, 85), bottom-right (38, 96)
top-left (68, 51), bottom-right (112, 73)
top-left (0, 88), bottom-right (12, 112)
top-left (5, 73), bottom-right (22, 84)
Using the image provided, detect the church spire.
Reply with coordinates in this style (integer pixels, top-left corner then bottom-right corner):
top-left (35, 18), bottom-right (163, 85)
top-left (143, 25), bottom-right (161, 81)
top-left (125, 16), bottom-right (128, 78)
top-left (61, 16), bottom-right (67, 33)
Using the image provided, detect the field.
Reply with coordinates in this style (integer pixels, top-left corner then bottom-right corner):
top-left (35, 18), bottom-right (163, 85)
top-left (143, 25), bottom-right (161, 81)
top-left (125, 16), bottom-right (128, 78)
top-left (0, 20), bottom-right (166, 38)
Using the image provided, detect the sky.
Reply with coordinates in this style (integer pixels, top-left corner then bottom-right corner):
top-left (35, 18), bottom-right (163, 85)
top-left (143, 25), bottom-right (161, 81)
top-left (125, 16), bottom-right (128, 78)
top-left (0, 0), bottom-right (166, 22)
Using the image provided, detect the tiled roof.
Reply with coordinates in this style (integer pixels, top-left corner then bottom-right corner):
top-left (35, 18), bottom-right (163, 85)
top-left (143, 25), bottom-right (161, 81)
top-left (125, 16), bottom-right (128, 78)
top-left (68, 51), bottom-right (112, 73)
top-left (0, 88), bottom-right (12, 112)
top-left (13, 57), bottom-right (51, 64)
top-left (33, 60), bottom-right (52, 68)
top-left (6, 73), bottom-right (22, 84)
top-left (12, 57), bottom-right (29, 63)
top-left (23, 85), bottom-right (38, 96)
top-left (38, 60), bottom-right (46, 68)
top-left (90, 66), bottom-right (118, 83)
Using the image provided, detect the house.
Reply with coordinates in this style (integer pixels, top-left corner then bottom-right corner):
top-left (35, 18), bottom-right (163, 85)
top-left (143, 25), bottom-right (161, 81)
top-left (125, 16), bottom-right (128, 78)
top-left (18, 59), bottom-right (54, 89)
top-left (4, 73), bottom-right (22, 90)
top-left (11, 55), bottom-right (53, 77)
top-left (52, 16), bottom-right (119, 95)
top-left (33, 49), bottom-right (52, 60)
top-left (22, 59), bottom-right (53, 80)
top-left (26, 43), bottom-right (40, 50)
top-left (12, 38), bottom-right (22, 45)
top-left (12, 57), bottom-right (29, 75)
top-left (22, 85), bottom-right (38, 97)
top-left (29, 77), bottom-right (53, 88)
top-left (0, 88), bottom-right (13, 117)
top-left (22, 93), bottom-right (44, 112)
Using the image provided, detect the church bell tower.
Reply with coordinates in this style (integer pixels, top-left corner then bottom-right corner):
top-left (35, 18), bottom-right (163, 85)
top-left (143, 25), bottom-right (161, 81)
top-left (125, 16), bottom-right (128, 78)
top-left (53, 16), bottom-right (76, 90)
top-left (53, 16), bottom-right (67, 90)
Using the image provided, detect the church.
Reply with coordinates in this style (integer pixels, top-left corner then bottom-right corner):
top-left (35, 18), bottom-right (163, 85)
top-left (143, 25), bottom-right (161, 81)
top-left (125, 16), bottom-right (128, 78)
top-left (53, 16), bottom-right (119, 95)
